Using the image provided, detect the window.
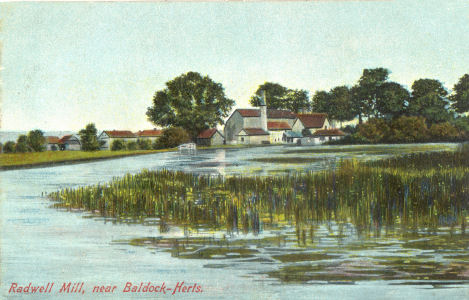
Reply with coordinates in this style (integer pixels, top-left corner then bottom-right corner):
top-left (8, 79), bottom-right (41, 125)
top-left (241, 137), bottom-right (244, 142)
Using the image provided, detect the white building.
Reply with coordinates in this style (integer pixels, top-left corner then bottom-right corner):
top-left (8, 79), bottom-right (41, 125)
top-left (98, 130), bottom-right (137, 150)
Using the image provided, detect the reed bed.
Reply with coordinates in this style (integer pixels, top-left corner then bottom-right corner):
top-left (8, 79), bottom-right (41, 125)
top-left (49, 144), bottom-right (469, 234)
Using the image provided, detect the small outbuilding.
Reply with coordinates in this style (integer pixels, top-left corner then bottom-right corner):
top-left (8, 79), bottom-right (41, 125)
top-left (45, 136), bottom-right (60, 151)
top-left (98, 130), bottom-right (137, 150)
top-left (136, 129), bottom-right (163, 142)
top-left (59, 135), bottom-right (81, 151)
top-left (196, 128), bottom-right (225, 146)
top-left (236, 128), bottom-right (270, 145)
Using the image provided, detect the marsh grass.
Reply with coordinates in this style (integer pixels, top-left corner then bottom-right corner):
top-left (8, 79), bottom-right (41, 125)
top-left (49, 144), bottom-right (469, 235)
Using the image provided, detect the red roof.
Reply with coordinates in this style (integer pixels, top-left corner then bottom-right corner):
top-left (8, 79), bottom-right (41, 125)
top-left (267, 109), bottom-right (297, 119)
top-left (297, 113), bottom-right (328, 128)
top-left (59, 135), bottom-right (72, 143)
top-left (104, 130), bottom-right (136, 138)
top-left (238, 128), bottom-right (270, 136)
top-left (197, 128), bottom-right (222, 139)
top-left (267, 121), bottom-right (291, 130)
top-left (136, 129), bottom-right (162, 137)
top-left (237, 109), bottom-right (260, 117)
top-left (45, 136), bottom-right (60, 144)
top-left (314, 129), bottom-right (345, 136)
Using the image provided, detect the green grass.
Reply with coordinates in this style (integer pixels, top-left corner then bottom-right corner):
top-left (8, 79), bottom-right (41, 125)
top-left (0, 149), bottom-right (175, 168)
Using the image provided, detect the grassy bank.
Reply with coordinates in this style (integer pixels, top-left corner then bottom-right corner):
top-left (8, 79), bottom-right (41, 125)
top-left (49, 144), bottom-right (469, 234)
top-left (0, 149), bottom-right (176, 170)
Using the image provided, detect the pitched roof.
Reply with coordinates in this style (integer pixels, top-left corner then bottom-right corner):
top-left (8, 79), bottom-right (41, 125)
top-left (238, 128), bottom-right (270, 136)
top-left (267, 109), bottom-right (297, 119)
top-left (313, 129), bottom-right (345, 136)
top-left (237, 109), bottom-right (260, 117)
top-left (136, 129), bottom-right (162, 137)
top-left (59, 135), bottom-right (72, 143)
top-left (103, 130), bottom-right (136, 138)
top-left (267, 121), bottom-right (291, 130)
top-left (197, 128), bottom-right (223, 139)
top-left (45, 136), bottom-right (60, 144)
top-left (296, 113), bottom-right (328, 128)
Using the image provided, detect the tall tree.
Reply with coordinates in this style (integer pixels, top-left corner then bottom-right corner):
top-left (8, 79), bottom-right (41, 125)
top-left (16, 135), bottom-right (29, 153)
top-left (284, 89), bottom-right (311, 113)
top-left (450, 74), bottom-right (469, 114)
top-left (79, 123), bottom-right (101, 151)
top-left (250, 82), bottom-right (288, 109)
top-left (407, 79), bottom-right (450, 124)
top-left (351, 68), bottom-right (390, 123)
top-left (146, 72), bottom-right (234, 139)
top-left (328, 86), bottom-right (355, 126)
top-left (27, 130), bottom-right (45, 152)
top-left (375, 82), bottom-right (409, 120)
top-left (311, 90), bottom-right (331, 114)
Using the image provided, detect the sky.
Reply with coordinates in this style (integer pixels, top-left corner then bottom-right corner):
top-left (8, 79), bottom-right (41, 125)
top-left (1, 1), bottom-right (468, 132)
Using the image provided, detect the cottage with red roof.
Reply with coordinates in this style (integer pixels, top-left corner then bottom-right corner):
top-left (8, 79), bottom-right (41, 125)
top-left (98, 130), bottom-right (137, 150)
top-left (45, 136), bottom-right (60, 151)
top-left (59, 134), bottom-right (81, 151)
top-left (196, 128), bottom-right (225, 146)
top-left (136, 129), bottom-right (163, 142)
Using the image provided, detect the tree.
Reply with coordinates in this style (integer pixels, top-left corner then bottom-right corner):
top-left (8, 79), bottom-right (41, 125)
top-left (27, 129), bottom-right (45, 152)
top-left (388, 116), bottom-right (429, 143)
top-left (16, 135), bottom-right (30, 152)
top-left (250, 82), bottom-right (289, 109)
top-left (328, 86), bottom-right (355, 126)
top-left (357, 118), bottom-right (390, 143)
top-left (351, 68), bottom-right (390, 123)
top-left (146, 72), bottom-right (234, 139)
top-left (450, 74), bottom-right (469, 113)
top-left (311, 90), bottom-right (331, 114)
top-left (3, 141), bottom-right (15, 153)
top-left (155, 127), bottom-right (190, 149)
top-left (111, 140), bottom-right (126, 151)
top-left (79, 123), bottom-right (101, 151)
top-left (429, 122), bottom-right (460, 141)
top-left (375, 82), bottom-right (409, 120)
top-left (284, 89), bottom-right (311, 113)
top-left (407, 79), bottom-right (450, 124)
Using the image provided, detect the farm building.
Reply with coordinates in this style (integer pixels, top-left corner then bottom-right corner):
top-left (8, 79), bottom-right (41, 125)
top-left (136, 129), bottom-right (163, 142)
top-left (235, 128), bottom-right (270, 144)
top-left (196, 128), bottom-right (225, 146)
top-left (98, 130), bottom-right (137, 150)
top-left (59, 135), bottom-right (81, 151)
top-left (224, 94), bottom-right (296, 144)
top-left (291, 113), bottom-right (331, 135)
top-left (45, 136), bottom-right (60, 151)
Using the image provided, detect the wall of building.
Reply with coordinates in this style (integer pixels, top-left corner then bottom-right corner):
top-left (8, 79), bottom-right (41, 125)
top-left (269, 131), bottom-right (285, 144)
top-left (224, 111), bottom-right (244, 143)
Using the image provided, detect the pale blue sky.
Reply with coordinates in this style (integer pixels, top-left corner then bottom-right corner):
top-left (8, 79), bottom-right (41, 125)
top-left (1, 1), bottom-right (468, 131)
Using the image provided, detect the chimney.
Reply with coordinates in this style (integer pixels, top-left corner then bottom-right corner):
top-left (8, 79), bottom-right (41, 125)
top-left (260, 90), bottom-right (268, 132)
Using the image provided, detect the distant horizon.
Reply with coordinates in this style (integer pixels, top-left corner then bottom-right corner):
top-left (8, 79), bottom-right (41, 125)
top-left (2, 2), bottom-right (469, 131)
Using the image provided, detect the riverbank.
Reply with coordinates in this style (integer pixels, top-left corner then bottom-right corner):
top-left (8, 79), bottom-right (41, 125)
top-left (0, 144), bottom-right (272, 171)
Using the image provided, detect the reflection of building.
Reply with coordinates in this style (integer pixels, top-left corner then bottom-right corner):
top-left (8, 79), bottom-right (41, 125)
top-left (45, 136), bottom-right (60, 151)
top-left (135, 129), bottom-right (162, 143)
top-left (98, 130), bottom-right (137, 150)
top-left (59, 135), bottom-right (81, 151)
top-left (196, 128), bottom-right (225, 146)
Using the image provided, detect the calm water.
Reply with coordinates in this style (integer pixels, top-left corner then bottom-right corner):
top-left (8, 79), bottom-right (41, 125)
top-left (2, 144), bottom-right (468, 299)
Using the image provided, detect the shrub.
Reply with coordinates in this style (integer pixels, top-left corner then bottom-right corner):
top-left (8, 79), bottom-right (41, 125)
top-left (357, 118), bottom-right (390, 143)
top-left (137, 139), bottom-right (152, 150)
top-left (155, 127), bottom-right (190, 149)
top-left (15, 135), bottom-right (30, 153)
top-left (429, 122), bottom-right (460, 141)
top-left (126, 141), bottom-right (138, 151)
top-left (388, 116), bottom-right (429, 143)
top-left (111, 140), bottom-right (126, 151)
top-left (3, 141), bottom-right (16, 153)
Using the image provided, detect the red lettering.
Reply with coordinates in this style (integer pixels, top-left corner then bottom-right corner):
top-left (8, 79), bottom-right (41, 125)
top-left (9, 283), bottom-right (17, 293)
top-left (123, 282), bottom-right (132, 293)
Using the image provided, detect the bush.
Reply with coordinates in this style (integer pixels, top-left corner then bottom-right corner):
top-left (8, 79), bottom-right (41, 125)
top-left (137, 139), bottom-right (152, 150)
top-left (3, 141), bottom-right (15, 153)
top-left (155, 127), bottom-right (190, 149)
top-left (388, 116), bottom-right (429, 143)
top-left (126, 141), bottom-right (138, 151)
top-left (111, 140), bottom-right (126, 151)
top-left (429, 122), bottom-right (460, 141)
top-left (15, 135), bottom-right (30, 153)
top-left (342, 125), bottom-right (357, 135)
top-left (357, 118), bottom-right (390, 143)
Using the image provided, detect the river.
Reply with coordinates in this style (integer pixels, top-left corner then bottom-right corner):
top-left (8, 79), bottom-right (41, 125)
top-left (2, 144), bottom-right (468, 299)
